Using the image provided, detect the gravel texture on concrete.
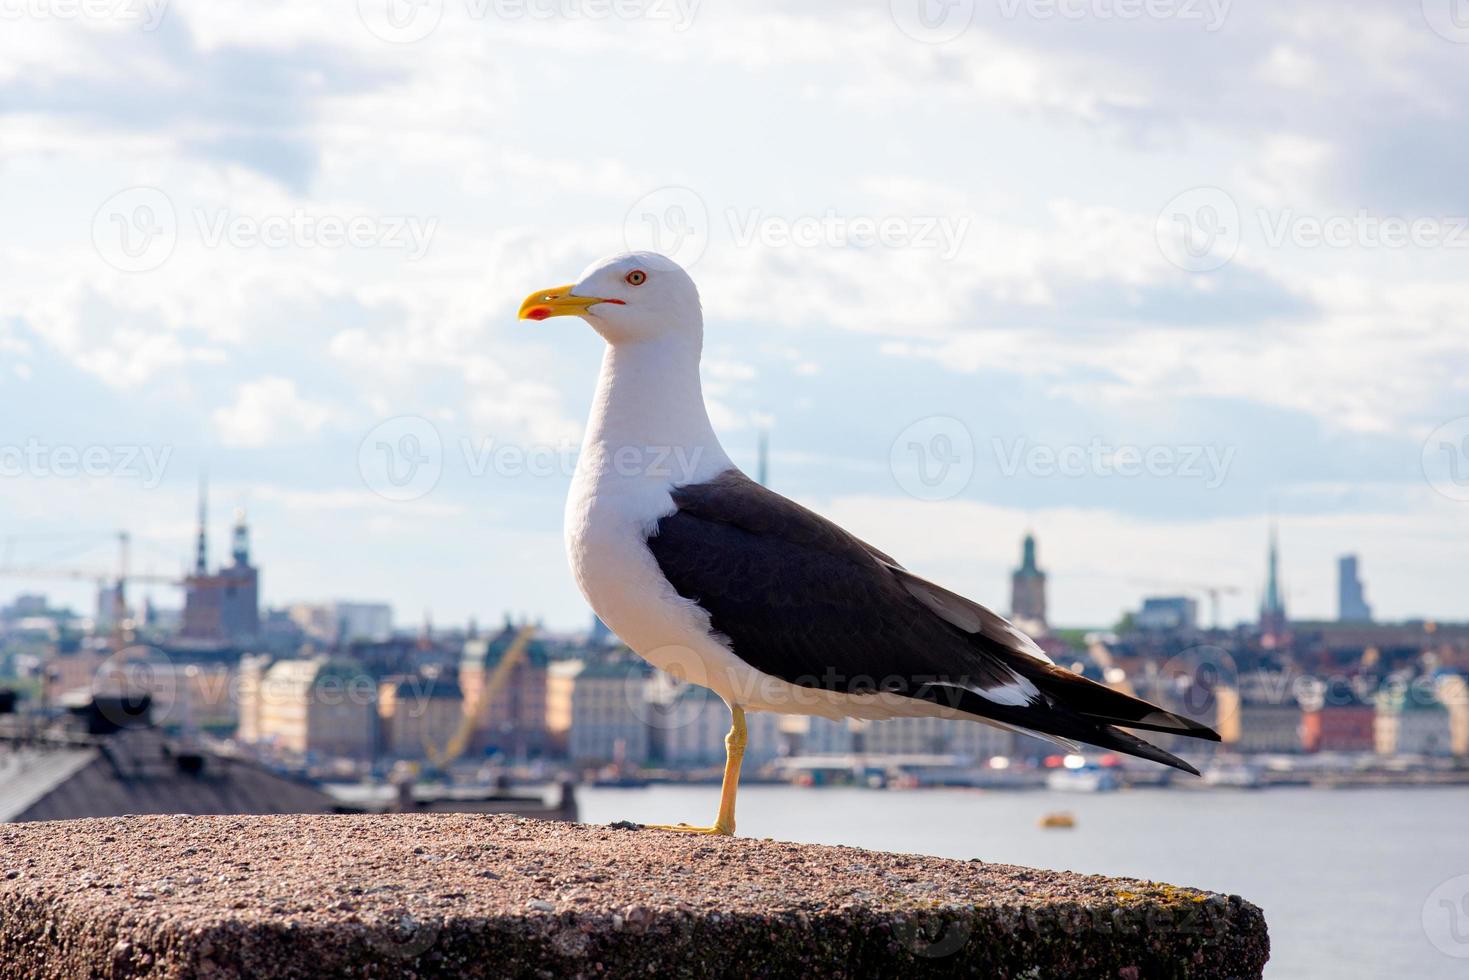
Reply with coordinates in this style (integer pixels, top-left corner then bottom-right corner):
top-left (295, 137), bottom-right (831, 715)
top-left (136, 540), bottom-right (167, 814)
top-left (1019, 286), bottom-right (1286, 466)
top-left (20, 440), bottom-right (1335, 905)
top-left (0, 813), bottom-right (1268, 979)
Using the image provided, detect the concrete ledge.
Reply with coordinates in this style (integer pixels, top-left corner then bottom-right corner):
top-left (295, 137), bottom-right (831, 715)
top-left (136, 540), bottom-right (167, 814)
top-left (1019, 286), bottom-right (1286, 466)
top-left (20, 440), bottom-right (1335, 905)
top-left (0, 813), bottom-right (1268, 978)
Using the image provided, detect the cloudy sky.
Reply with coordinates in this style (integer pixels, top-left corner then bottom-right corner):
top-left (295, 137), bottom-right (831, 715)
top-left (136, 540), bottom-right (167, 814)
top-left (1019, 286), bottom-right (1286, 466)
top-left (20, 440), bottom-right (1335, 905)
top-left (2, 0), bottom-right (1466, 631)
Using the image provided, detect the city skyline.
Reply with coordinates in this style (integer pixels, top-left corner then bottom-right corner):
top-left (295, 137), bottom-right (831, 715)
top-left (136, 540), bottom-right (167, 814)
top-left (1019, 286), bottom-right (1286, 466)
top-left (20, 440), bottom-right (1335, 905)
top-left (0, 502), bottom-right (1447, 635)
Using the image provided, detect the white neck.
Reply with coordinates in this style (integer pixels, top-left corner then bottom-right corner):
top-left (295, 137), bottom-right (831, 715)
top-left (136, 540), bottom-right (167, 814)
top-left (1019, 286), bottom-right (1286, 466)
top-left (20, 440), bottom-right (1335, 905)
top-left (576, 332), bottom-right (732, 492)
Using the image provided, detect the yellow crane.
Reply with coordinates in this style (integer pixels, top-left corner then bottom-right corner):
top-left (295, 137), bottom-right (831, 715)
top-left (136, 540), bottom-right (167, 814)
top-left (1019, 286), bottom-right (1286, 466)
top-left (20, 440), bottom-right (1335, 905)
top-left (422, 624), bottom-right (537, 768)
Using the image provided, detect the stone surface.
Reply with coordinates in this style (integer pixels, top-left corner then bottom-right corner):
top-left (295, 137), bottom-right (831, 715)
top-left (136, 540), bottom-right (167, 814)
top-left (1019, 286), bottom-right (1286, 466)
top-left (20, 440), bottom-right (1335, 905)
top-left (0, 813), bottom-right (1268, 978)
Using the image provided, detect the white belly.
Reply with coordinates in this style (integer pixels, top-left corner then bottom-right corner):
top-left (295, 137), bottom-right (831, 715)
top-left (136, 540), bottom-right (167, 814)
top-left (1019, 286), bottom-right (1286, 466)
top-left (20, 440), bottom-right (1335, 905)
top-left (564, 480), bottom-right (966, 723)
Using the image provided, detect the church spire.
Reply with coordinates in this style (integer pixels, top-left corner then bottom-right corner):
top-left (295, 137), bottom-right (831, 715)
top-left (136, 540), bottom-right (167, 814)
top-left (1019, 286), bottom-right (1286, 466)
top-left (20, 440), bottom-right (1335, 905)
top-left (194, 472), bottom-right (209, 575)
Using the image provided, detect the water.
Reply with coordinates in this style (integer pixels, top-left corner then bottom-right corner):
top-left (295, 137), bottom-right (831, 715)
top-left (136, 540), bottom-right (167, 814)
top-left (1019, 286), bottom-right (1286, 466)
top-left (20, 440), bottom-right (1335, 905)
top-left (579, 784), bottom-right (1469, 978)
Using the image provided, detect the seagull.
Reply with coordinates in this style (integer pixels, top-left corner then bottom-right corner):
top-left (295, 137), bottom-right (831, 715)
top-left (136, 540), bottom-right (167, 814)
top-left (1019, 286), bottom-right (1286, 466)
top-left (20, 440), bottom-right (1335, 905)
top-left (520, 251), bottom-right (1220, 835)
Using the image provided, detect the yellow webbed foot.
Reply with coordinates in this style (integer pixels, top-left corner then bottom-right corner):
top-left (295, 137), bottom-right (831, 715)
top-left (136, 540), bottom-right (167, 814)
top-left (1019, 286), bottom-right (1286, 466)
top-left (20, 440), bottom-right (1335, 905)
top-left (641, 821), bottom-right (734, 836)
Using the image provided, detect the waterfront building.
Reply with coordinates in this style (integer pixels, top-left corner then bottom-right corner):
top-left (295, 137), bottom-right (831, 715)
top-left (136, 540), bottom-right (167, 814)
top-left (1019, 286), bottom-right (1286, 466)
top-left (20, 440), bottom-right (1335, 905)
top-left (379, 672), bottom-right (465, 761)
top-left (567, 656), bottom-right (652, 766)
top-left (1217, 679), bottom-right (1305, 753)
top-left (246, 657), bottom-right (377, 761)
top-left (1374, 684), bottom-right (1454, 755)
top-left (657, 684), bottom-right (783, 769)
top-left (459, 624), bottom-right (550, 760)
top-left (860, 715), bottom-right (1013, 760)
top-left (1302, 700), bottom-right (1375, 753)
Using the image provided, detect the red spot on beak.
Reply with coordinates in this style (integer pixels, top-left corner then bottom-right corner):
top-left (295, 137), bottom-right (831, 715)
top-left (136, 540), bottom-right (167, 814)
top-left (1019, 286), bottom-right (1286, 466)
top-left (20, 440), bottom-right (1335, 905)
top-left (526, 307), bottom-right (552, 320)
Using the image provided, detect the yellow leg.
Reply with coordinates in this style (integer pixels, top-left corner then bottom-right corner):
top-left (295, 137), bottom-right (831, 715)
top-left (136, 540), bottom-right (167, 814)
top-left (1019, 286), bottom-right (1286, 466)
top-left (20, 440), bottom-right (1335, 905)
top-left (644, 705), bottom-right (746, 836)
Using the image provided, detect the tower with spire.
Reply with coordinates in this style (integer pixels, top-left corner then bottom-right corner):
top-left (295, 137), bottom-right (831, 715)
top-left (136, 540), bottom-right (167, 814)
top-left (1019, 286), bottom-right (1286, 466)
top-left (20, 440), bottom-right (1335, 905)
top-left (1259, 521), bottom-right (1288, 642)
top-left (180, 476), bottom-right (260, 647)
top-left (1009, 531), bottom-right (1048, 632)
top-left (194, 473), bottom-right (209, 575)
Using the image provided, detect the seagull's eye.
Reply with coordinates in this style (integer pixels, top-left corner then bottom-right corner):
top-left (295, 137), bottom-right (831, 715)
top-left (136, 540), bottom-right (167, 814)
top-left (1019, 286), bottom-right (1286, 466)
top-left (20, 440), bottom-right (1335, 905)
top-left (624, 270), bottom-right (647, 286)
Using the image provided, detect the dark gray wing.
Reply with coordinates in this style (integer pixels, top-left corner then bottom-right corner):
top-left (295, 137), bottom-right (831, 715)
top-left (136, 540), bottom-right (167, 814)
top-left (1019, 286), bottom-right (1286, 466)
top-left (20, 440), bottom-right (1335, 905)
top-left (646, 469), bottom-right (1218, 773)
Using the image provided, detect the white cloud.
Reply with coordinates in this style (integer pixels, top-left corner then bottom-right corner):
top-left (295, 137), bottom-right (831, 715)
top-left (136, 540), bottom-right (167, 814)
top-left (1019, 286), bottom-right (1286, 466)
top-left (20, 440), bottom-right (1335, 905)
top-left (212, 377), bottom-right (338, 448)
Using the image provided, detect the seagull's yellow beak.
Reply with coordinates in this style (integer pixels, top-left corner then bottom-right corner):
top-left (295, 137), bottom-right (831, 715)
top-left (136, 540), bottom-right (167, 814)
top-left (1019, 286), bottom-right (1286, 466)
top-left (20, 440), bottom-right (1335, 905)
top-left (518, 284), bottom-right (623, 321)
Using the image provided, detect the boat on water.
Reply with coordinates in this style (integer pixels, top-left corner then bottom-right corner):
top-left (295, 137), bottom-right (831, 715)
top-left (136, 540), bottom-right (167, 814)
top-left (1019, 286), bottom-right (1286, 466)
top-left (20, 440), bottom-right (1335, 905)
top-left (1039, 811), bottom-right (1077, 829)
top-left (1202, 761), bottom-right (1265, 789)
top-left (1045, 764), bottom-right (1120, 793)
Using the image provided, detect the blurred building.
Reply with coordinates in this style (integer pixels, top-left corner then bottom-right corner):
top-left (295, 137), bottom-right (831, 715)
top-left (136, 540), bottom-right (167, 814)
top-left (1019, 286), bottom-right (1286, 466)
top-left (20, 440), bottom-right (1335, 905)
top-left (858, 715), bottom-right (1013, 760)
top-left (1374, 683), bottom-right (1453, 756)
top-left (1301, 699), bottom-right (1375, 753)
top-left (655, 685), bottom-right (784, 769)
top-left (1336, 555), bottom-right (1372, 623)
top-left (244, 657), bottom-right (377, 760)
top-left (379, 672), bottom-right (464, 761)
top-left (288, 602), bottom-right (393, 646)
top-left (180, 497), bottom-right (260, 646)
top-left (1216, 677), bottom-right (1304, 753)
top-left (568, 657), bottom-right (652, 766)
top-left (1009, 532), bottom-right (1047, 633)
top-left (236, 654), bottom-right (270, 743)
top-left (1135, 596), bottom-right (1199, 632)
top-left (801, 715), bottom-right (855, 754)
top-left (1437, 673), bottom-right (1469, 757)
top-left (460, 625), bottom-right (549, 760)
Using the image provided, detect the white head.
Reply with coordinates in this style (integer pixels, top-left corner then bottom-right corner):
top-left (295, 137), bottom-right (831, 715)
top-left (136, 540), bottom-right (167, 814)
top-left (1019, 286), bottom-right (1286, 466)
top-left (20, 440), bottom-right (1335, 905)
top-left (518, 251), bottom-right (701, 346)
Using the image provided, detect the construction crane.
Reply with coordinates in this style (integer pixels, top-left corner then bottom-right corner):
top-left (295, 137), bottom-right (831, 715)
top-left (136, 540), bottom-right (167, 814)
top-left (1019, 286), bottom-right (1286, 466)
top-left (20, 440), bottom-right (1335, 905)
top-left (422, 625), bottom-right (537, 769)
top-left (0, 531), bottom-right (180, 644)
top-left (1126, 577), bottom-right (1242, 630)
